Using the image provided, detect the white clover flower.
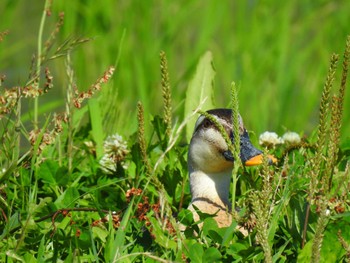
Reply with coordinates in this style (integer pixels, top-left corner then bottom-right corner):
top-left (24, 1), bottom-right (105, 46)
top-left (259, 131), bottom-right (284, 147)
top-left (99, 133), bottom-right (129, 174)
top-left (282, 131), bottom-right (301, 145)
top-left (99, 154), bottom-right (117, 173)
top-left (103, 134), bottom-right (129, 161)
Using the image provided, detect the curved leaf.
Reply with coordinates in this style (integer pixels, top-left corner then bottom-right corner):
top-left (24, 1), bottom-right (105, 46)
top-left (185, 51), bottom-right (216, 142)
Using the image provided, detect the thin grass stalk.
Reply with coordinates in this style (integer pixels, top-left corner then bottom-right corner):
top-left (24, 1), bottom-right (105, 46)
top-left (137, 101), bottom-right (152, 176)
top-left (303, 54), bottom-right (339, 248)
top-left (337, 230), bottom-right (350, 261)
top-left (309, 53), bottom-right (339, 198)
top-left (65, 52), bottom-right (74, 173)
top-left (230, 82), bottom-right (241, 212)
top-left (311, 197), bottom-right (329, 263)
top-left (14, 87), bottom-right (21, 163)
top-left (311, 36), bottom-right (350, 262)
top-left (160, 51), bottom-right (172, 140)
top-left (16, 117), bottom-right (51, 252)
top-left (137, 101), bottom-right (168, 191)
top-left (327, 35), bottom-right (350, 187)
top-left (57, 127), bottom-right (62, 166)
top-left (324, 96), bottom-right (342, 189)
top-left (261, 149), bottom-right (272, 207)
top-left (103, 29), bottom-right (125, 133)
top-left (338, 36), bottom-right (350, 118)
top-left (261, 150), bottom-right (273, 262)
top-left (251, 148), bottom-right (273, 263)
top-left (251, 199), bottom-right (272, 262)
top-left (34, 0), bottom-right (51, 129)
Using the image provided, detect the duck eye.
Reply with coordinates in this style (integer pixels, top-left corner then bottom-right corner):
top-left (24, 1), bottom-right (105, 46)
top-left (203, 119), bottom-right (211, 128)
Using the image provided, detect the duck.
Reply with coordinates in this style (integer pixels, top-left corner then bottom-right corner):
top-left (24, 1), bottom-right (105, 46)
top-left (187, 108), bottom-right (275, 229)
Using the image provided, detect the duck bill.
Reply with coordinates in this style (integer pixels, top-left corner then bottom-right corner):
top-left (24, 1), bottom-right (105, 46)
top-left (223, 131), bottom-right (277, 165)
top-left (244, 154), bottom-right (277, 166)
top-left (240, 133), bottom-right (277, 166)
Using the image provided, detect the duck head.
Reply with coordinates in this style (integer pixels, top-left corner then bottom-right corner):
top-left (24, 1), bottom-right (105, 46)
top-left (187, 108), bottom-right (275, 227)
top-left (188, 108), bottom-right (267, 175)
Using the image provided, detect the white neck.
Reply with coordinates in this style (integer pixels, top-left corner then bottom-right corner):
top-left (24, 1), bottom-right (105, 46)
top-left (190, 169), bottom-right (232, 209)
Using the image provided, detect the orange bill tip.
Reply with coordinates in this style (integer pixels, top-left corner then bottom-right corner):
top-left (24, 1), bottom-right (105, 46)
top-left (244, 154), bottom-right (277, 166)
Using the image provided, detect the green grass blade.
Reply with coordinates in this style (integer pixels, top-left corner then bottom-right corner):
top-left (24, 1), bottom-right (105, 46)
top-left (110, 198), bottom-right (134, 262)
top-left (89, 98), bottom-right (104, 159)
top-left (37, 235), bottom-right (46, 263)
top-left (89, 224), bottom-right (99, 263)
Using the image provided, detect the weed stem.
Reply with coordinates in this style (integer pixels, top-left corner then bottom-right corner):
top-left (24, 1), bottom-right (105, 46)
top-left (34, 0), bottom-right (50, 129)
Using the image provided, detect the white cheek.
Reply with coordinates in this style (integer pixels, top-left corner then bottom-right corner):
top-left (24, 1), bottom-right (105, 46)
top-left (189, 129), bottom-right (230, 172)
top-left (191, 140), bottom-right (213, 164)
top-left (202, 129), bottom-right (228, 150)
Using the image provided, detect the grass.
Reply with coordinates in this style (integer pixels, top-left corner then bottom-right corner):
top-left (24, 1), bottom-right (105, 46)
top-left (0, 1), bottom-right (350, 262)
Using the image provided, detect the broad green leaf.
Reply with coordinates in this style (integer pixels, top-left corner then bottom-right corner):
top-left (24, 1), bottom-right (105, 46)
top-left (56, 215), bottom-right (71, 230)
top-left (177, 208), bottom-right (194, 226)
top-left (221, 220), bottom-right (238, 247)
top-left (55, 166), bottom-right (70, 186)
top-left (203, 247), bottom-right (222, 263)
top-left (23, 253), bottom-right (37, 263)
top-left (185, 51), bottom-right (216, 142)
top-left (92, 225), bottom-right (109, 242)
top-left (0, 162), bottom-right (17, 184)
top-left (321, 221), bottom-right (350, 262)
top-left (227, 242), bottom-right (248, 255)
top-left (188, 242), bottom-right (204, 263)
top-left (202, 217), bottom-right (219, 237)
top-left (37, 160), bottom-right (59, 185)
top-left (147, 216), bottom-right (177, 250)
top-left (0, 212), bottom-right (20, 240)
top-left (54, 187), bottom-right (80, 209)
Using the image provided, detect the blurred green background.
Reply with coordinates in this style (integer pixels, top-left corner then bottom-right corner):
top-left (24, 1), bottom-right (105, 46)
top-left (1, 0), bottom-right (349, 142)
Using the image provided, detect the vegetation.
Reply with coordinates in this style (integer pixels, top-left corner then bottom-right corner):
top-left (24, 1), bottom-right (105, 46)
top-left (1, 1), bottom-right (350, 262)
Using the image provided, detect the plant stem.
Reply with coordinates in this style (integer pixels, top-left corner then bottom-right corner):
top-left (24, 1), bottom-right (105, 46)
top-left (302, 202), bottom-right (310, 248)
top-left (231, 164), bottom-right (239, 212)
top-left (14, 87), bottom-right (21, 163)
top-left (231, 82), bottom-right (241, 212)
top-left (34, 0), bottom-right (50, 129)
top-left (65, 52), bottom-right (74, 174)
top-left (311, 199), bottom-right (329, 263)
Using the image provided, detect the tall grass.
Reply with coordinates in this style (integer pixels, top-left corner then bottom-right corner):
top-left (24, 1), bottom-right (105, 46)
top-left (1, 1), bottom-right (350, 138)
